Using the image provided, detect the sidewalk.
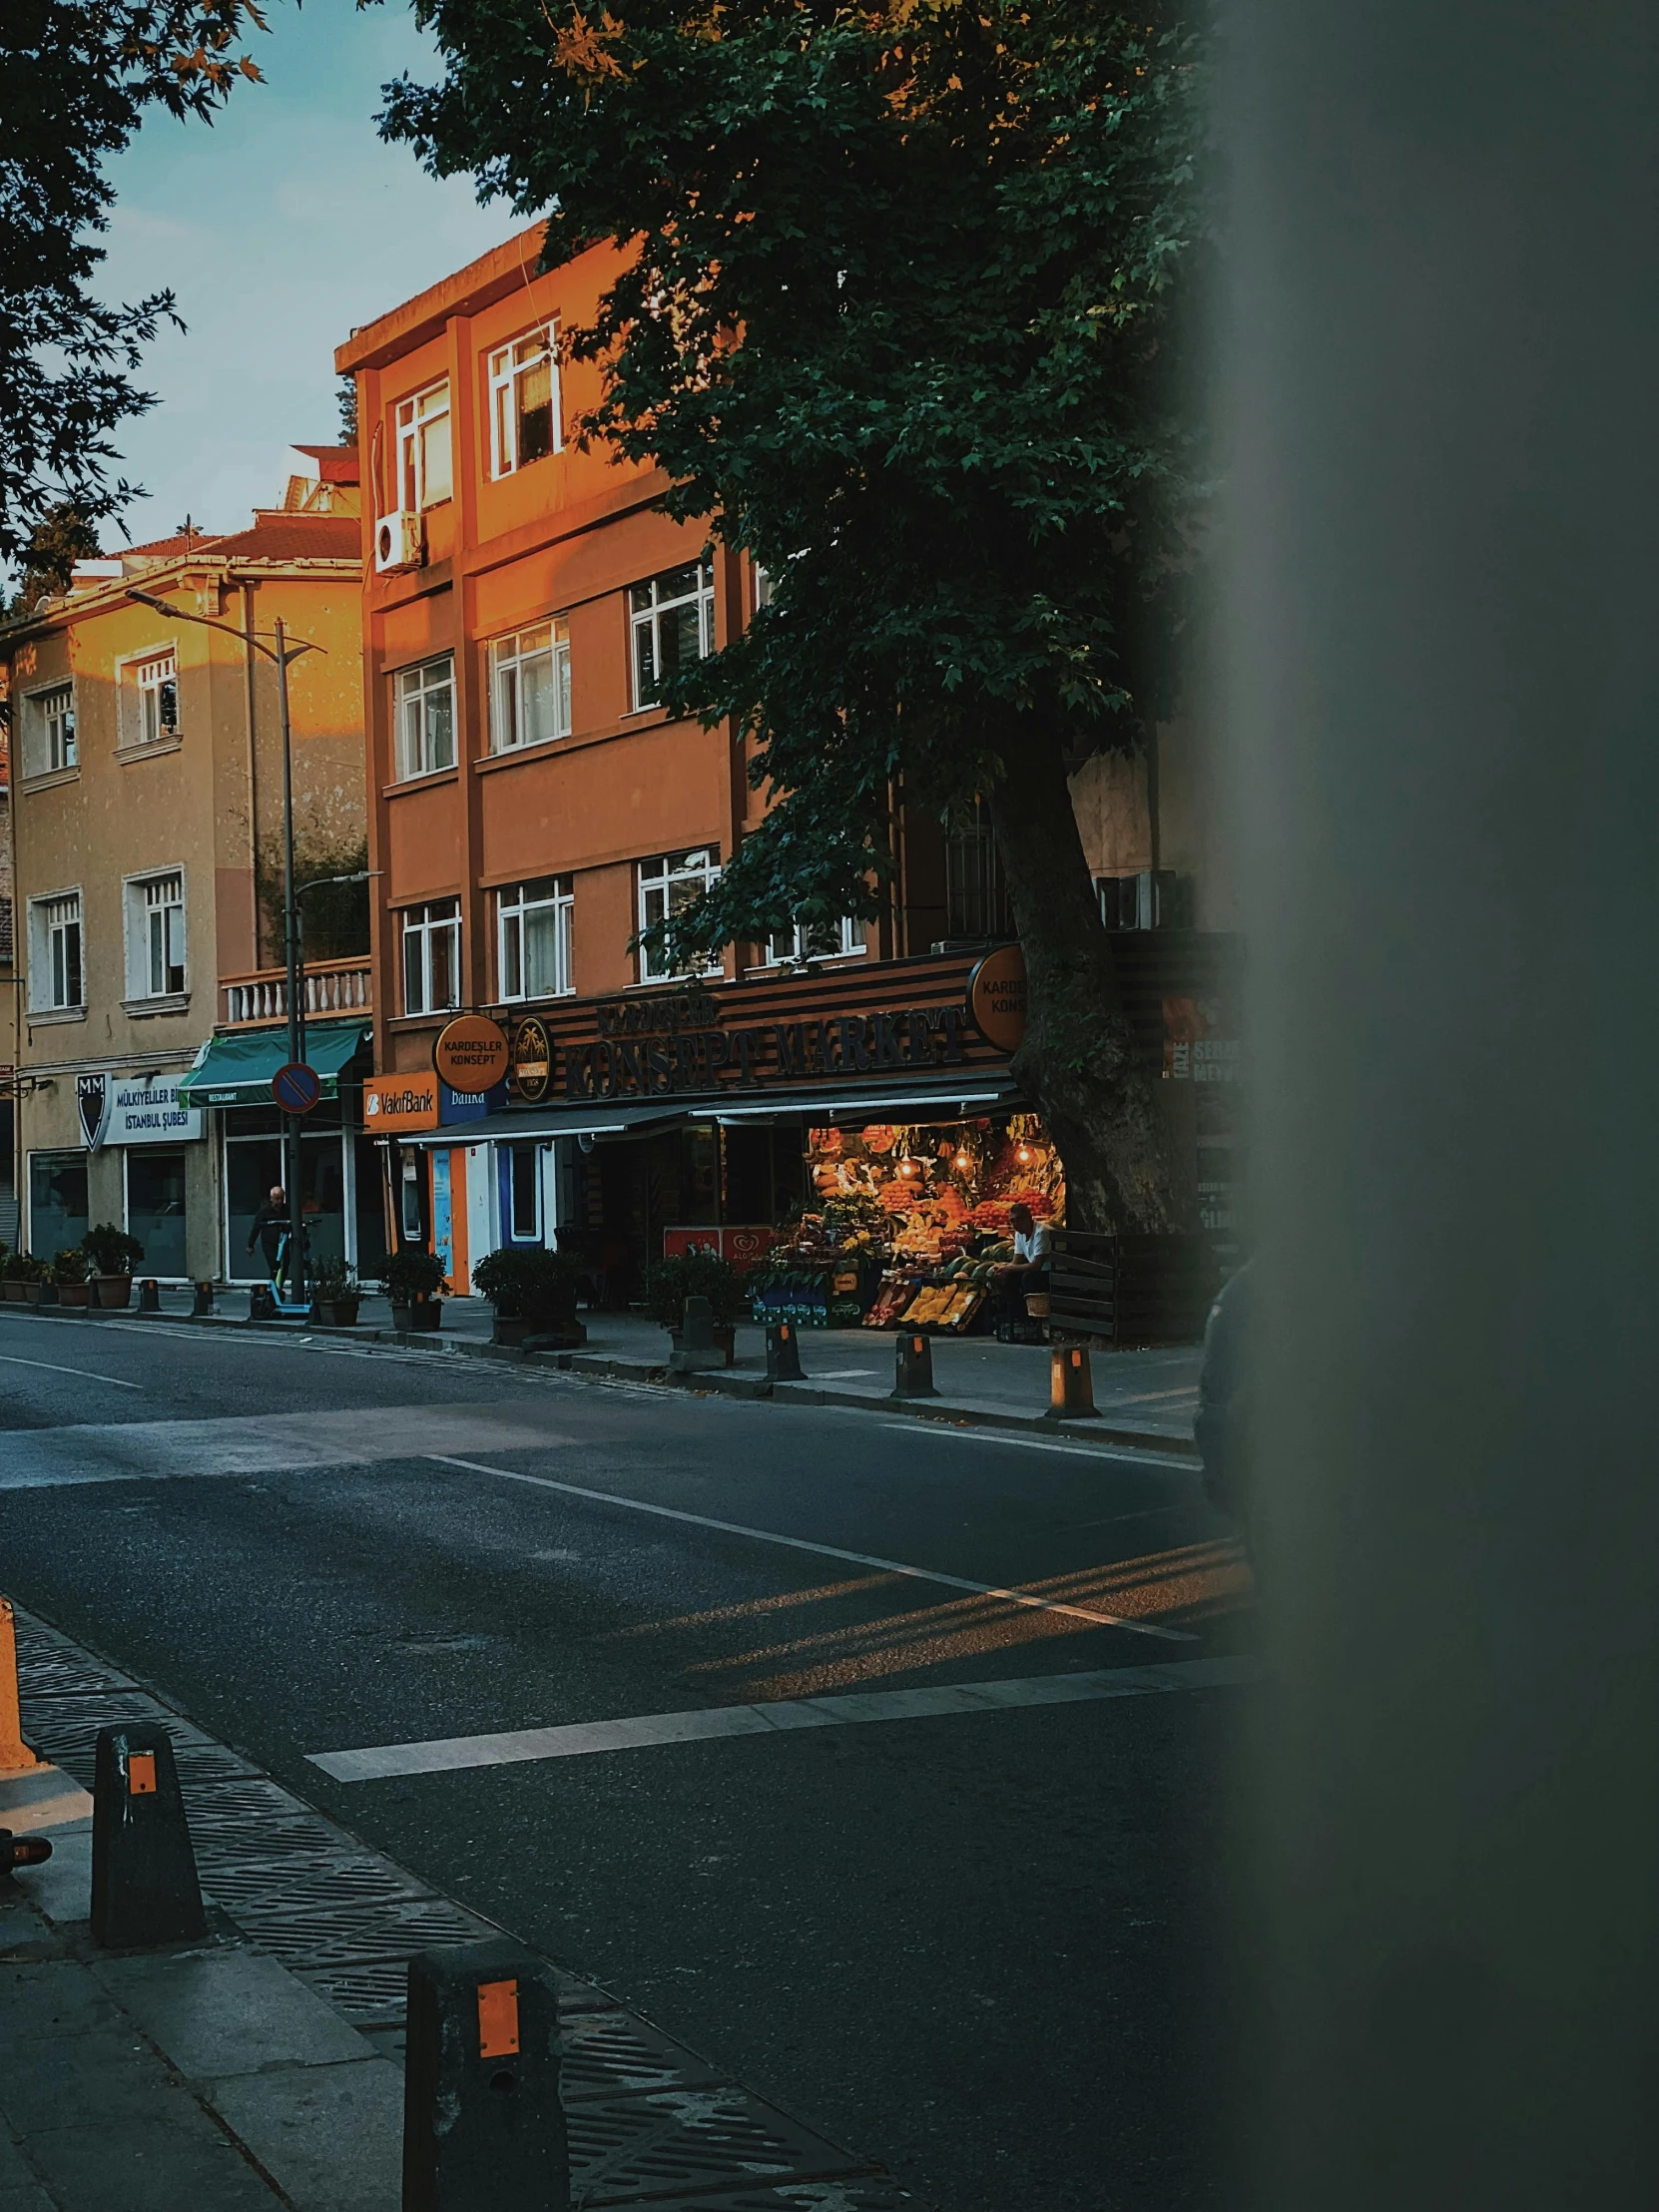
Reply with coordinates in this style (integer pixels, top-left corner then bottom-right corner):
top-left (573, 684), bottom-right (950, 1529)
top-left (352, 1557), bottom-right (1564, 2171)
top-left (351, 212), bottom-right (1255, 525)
top-left (63, 1288), bottom-right (1204, 1455)
top-left (1, 1607), bottom-right (916, 2211)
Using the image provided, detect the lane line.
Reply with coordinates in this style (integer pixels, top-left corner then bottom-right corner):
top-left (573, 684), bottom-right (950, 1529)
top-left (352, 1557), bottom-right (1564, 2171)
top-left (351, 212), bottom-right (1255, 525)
top-left (426, 1453), bottom-right (1195, 1644)
top-left (0, 1352), bottom-right (142, 1390)
top-left (880, 1423), bottom-right (1196, 1468)
top-left (307, 1654), bottom-right (1258, 1782)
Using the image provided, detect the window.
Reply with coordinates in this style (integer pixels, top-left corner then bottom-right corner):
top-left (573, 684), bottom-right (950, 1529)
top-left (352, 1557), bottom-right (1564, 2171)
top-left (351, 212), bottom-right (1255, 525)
top-left (125, 651), bottom-right (179, 747)
top-left (762, 916), bottom-right (863, 966)
top-left (395, 656), bottom-right (456, 780)
top-left (401, 899), bottom-right (461, 1016)
top-left (497, 876), bottom-right (574, 1001)
top-left (126, 871), bottom-right (186, 999)
top-left (631, 558), bottom-right (715, 710)
top-left (508, 1145), bottom-right (541, 1240)
top-left (488, 326), bottom-right (560, 477)
top-left (395, 380), bottom-right (452, 511)
top-left (945, 800), bottom-right (1011, 940)
top-left (29, 891), bottom-right (83, 1011)
top-left (23, 683), bottom-right (76, 776)
top-left (637, 848), bottom-right (721, 982)
top-left (488, 622), bottom-right (570, 752)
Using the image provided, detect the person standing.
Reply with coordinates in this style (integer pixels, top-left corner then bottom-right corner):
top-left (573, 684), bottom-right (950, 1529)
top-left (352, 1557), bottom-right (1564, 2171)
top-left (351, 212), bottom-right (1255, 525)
top-left (248, 1185), bottom-right (289, 1290)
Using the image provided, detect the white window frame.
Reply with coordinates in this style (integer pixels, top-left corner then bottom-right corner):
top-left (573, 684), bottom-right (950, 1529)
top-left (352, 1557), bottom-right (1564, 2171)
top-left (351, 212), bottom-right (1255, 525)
top-left (488, 621), bottom-right (571, 753)
top-left (487, 324), bottom-right (562, 478)
top-left (762, 916), bottom-right (864, 967)
top-left (28, 888), bottom-right (84, 1013)
top-left (22, 680), bottom-right (77, 777)
top-left (395, 379), bottom-right (453, 511)
top-left (394, 655), bottom-right (456, 781)
top-left (123, 869), bottom-right (188, 1000)
top-left (630, 558), bottom-right (716, 711)
top-left (507, 1143), bottom-right (543, 1241)
top-left (400, 899), bottom-right (462, 1016)
top-left (118, 647), bottom-right (180, 748)
top-left (497, 876), bottom-right (574, 1002)
top-left (637, 847), bottom-right (722, 983)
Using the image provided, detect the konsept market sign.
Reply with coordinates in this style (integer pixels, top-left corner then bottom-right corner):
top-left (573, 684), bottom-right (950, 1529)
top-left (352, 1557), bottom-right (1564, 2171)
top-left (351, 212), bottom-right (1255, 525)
top-left (555, 1001), bottom-right (975, 1103)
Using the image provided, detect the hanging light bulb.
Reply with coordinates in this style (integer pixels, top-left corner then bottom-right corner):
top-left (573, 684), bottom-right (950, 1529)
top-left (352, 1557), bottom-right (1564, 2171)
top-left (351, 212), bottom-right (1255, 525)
top-left (954, 1151), bottom-right (971, 1171)
top-left (1016, 1144), bottom-right (1032, 1164)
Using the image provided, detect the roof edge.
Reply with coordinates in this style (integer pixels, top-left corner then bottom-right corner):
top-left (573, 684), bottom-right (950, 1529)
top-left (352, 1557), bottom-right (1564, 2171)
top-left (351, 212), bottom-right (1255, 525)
top-left (335, 224), bottom-right (550, 377)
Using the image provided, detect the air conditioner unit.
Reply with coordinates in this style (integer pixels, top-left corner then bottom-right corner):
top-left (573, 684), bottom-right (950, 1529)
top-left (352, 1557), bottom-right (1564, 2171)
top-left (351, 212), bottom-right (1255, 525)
top-left (374, 510), bottom-right (423, 574)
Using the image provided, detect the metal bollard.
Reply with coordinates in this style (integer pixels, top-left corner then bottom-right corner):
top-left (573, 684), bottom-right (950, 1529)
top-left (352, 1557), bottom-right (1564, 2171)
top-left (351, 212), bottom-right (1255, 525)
top-left (766, 1321), bottom-right (806, 1382)
top-left (403, 1939), bottom-right (568, 2212)
top-left (1043, 1345), bottom-right (1099, 1421)
top-left (892, 1332), bottom-right (938, 1398)
top-left (668, 1294), bottom-right (722, 1375)
top-left (2, 1830), bottom-right (53, 1878)
top-left (137, 1278), bottom-right (161, 1315)
top-left (91, 1725), bottom-right (207, 1949)
top-left (192, 1280), bottom-right (214, 1318)
top-left (249, 1283), bottom-right (276, 1322)
top-left (0, 1598), bottom-right (46, 1777)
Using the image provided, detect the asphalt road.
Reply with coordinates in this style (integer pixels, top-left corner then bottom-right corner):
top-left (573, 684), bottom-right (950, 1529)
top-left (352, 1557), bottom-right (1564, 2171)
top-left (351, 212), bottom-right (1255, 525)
top-left (0, 1309), bottom-right (1252, 2211)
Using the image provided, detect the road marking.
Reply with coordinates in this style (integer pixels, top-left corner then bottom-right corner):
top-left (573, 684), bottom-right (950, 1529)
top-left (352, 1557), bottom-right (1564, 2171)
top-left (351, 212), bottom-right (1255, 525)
top-left (307, 1654), bottom-right (1258, 1782)
top-left (426, 1454), bottom-right (1195, 1643)
top-left (881, 1423), bottom-right (1196, 1469)
top-left (0, 1353), bottom-right (142, 1390)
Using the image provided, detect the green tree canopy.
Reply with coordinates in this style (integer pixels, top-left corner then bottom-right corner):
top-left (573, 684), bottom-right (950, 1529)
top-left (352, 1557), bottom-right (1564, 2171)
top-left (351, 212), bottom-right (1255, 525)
top-left (0, 0), bottom-right (267, 566)
top-left (383, 0), bottom-right (1210, 1231)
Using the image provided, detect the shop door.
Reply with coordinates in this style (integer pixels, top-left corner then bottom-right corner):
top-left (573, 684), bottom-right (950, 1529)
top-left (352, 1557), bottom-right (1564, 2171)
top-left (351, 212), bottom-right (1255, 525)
top-left (125, 1149), bottom-right (188, 1278)
top-left (225, 1133), bottom-right (347, 1279)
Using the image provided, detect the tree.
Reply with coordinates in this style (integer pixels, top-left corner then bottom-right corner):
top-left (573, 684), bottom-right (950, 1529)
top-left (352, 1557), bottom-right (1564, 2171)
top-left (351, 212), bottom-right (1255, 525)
top-left (383, 0), bottom-right (1209, 1233)
top-left (0, 0), bottom-right (267, 567)
top-left (2, 502), bottom-right (102, 620)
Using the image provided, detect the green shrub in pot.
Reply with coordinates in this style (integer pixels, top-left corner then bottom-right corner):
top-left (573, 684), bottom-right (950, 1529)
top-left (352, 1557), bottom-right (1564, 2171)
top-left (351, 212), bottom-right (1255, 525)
top-left (84, 1223), bottom-right (144, 1275)
top-left (643, 1249), bottom-right (749, 1330)
top-left (382, 1248), bottom-right (448, 1304)
top-left (471, 1245), bottom-right (585, 1320)
top-left (52, 1248), bottom-right (90, 1284)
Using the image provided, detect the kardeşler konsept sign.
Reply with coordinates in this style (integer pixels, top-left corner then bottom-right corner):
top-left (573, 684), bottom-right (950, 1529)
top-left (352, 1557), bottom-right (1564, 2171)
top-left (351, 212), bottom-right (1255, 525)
top-left (552, 1000), bottom-right (976, 1103)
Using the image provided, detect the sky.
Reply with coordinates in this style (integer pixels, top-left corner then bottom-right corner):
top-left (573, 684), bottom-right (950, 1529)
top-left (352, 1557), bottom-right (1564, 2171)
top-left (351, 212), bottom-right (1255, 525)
top-left (97, 0), bottom-right (513, 546)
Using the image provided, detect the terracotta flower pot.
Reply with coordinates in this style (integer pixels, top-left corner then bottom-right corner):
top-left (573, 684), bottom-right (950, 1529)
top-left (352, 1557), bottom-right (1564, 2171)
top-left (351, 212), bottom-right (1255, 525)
top-left (322, 1298), bottom-right (360, 1328)
top-left (94, 1275), bottom-right (133, 1310)
top-left (58, 1283), bottom-right (91, 1308)
top-left (392, 1299), bottom-right (442, 1333)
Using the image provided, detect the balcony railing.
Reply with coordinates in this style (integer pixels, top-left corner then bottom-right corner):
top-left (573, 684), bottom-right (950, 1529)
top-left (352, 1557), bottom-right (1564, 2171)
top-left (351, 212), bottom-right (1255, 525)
top-left (220, 956), bottom-right (372, 1029)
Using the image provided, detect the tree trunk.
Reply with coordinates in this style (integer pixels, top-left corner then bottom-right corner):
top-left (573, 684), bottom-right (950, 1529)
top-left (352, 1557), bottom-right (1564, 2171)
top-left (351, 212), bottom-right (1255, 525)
top-left (987, 733), bottom-right (1186, 1235)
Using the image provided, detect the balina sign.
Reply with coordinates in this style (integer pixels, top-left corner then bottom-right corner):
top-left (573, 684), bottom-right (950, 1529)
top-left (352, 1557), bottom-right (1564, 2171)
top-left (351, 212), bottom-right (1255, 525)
top-left (561, 1003), bottom-right (973, 1102)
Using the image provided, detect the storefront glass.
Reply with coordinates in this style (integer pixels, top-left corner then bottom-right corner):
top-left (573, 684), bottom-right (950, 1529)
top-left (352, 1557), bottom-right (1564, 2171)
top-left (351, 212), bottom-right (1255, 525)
top-left (125, 1149), bottom-right (188, 1278)
top-left (224, 1125), bottom-right (348, 1279)
top-left (28, 1151), bottom-right (88, 1260)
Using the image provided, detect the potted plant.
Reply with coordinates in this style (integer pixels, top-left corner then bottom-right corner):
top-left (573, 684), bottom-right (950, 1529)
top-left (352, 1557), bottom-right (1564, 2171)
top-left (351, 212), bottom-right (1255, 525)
top-left (8, 1253), bottom-right (48, 1304)
top-left (0, 1250), bottom-right (26, 1303)
top-left (84, 1222), bottom-right (144, 1309)
top-left (308, 1254), bottom-right (361, 1329)
top-left (471, 1246), bottom-right (587, 1349)
top-left (643, 1249), bottom-right (749, 1366)
top-left (53, 1248), bottom-right (92, 1308)
top-left (383, 1246), bottom-right (447, 1331)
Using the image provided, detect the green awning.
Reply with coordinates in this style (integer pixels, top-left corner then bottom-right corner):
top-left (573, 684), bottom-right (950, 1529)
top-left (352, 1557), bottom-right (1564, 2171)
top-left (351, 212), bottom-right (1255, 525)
top-left (179, 1025), bottom-right (368, 1109)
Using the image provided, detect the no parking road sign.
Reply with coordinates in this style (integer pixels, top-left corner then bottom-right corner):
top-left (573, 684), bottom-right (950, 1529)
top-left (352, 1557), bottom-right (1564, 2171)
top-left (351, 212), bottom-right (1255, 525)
top-left (273, 1061), bottom-right (321, 1115)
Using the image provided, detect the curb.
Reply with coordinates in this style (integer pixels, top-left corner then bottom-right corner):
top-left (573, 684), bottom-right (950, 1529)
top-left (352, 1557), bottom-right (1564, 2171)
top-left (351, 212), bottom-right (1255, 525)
top-left (19, 1302), bottom-right (1202, 1463)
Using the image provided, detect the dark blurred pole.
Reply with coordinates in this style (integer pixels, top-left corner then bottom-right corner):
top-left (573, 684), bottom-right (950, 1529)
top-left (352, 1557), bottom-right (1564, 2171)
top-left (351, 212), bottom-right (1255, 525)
top-left (1222, 3), bottom-right (1659, 2205)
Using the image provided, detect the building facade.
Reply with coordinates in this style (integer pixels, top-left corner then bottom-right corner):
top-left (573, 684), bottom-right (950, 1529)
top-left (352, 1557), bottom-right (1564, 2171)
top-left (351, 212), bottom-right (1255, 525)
top-left (0, 453), bottom-right (378, 1281)
top-left (339, 232), bottom-right (1240, 1293)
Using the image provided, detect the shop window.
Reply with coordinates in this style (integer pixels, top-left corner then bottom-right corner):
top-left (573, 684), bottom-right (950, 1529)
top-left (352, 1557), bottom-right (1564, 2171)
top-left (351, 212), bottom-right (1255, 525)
top-left (631, 557), bottom-right (715, 710)
top-left (489, 622), bottom-right (570, 751)
top-left (22, 682), bottom-right (76, 777)
top-left (762, 917), bottom-right (862, 967)
top-left (395, 379), bottom-right (452, 510)
top-left (28, 890), bottom-right (83, 1012)
top-left (509, 1144), bottom-right (542, 1240)
top-left (944, 800), bottom-right (1011, 940)
top-left (395, 655), bottom-right (456, 779)
top-left (637, 848), bottom-right (722, 983)
top-left (30, 1151), bottom-right (88, 1257)
top-left (488, 325), bottom-right (560, 476)
top-left (126, 1148), bottom-right (188, 1278)
top-left (125, 871), bottom-right (186, 999)
top-left (497, 876), bottom-right (573, 1001)
top-left (401, 898), bottom-right (461, 1015)
top-left (121, 650), bottom-right (180, 748)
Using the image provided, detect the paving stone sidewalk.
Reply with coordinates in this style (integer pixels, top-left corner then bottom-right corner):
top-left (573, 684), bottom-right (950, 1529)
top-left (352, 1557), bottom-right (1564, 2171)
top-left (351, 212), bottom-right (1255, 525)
top-left (1, 1609), bottom-right (920, 2212)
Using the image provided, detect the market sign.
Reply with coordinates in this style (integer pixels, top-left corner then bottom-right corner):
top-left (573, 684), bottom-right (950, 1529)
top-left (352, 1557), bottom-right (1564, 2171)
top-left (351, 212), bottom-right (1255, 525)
top-left (103, 1074), bottom-right (203, 1146)
top-left (510, 1014), bottom-right (552, 1103)
top-left (968, 944), bottom-right (1027, 1053)
top-left (561, 1002), bottom-right (972, 1102)
top-left (433, 1014), bottom-right (510, 1092)
top-left (364, 1071), bottom-right (440, 1133)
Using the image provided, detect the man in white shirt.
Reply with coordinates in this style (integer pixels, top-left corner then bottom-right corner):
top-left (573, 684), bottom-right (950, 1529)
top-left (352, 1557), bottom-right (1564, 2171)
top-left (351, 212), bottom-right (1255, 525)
top-left (995, 1201), bottom-right (1052, 1327)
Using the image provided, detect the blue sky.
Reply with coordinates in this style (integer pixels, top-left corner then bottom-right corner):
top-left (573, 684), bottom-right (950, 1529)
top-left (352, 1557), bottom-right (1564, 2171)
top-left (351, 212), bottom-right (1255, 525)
top-left (98, 0), bottom-right (512, 544)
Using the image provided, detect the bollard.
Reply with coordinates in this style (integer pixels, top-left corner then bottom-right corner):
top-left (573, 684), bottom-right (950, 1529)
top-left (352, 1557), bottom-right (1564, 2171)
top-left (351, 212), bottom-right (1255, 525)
top-left (137, 1278), bottom-right (161, 1315)
top-left (403, 1938), bottom-right (568, 2212)
top-left (192, 1280), bottom-right (215, 1318)
top-left (1, 1831), bottom-right (53, 1878)
top-left (766, 1320), bottom-right (806, 1382)
top-left (0, 1598), bottom-right (46, 1776)
top-left (892, 1332), bottom-right (938, 1398)
top-left (668, 1294), bottom-right (722, 1375)
top-left (1043, 1345), bottom-right (1099, 1421)
top-left (249, 1283), bottom-right (276, 1322)
top-left (91, 1725), bottom-right (207, 1949)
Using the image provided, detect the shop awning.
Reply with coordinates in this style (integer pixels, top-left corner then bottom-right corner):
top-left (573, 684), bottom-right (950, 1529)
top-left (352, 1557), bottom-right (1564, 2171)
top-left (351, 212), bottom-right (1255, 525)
top-left (390, 1077), bottom-right (1024, 1146)
top-left (179, 1025), bottom-right (368, 1109)
top-left (391, 1101), bottom-right (688, 1149)
top-left (712, 1079), bottom-right (1025, 1126)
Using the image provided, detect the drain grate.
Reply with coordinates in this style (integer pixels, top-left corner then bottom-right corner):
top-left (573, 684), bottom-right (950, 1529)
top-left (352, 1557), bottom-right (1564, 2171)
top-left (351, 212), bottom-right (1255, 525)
top-left (291, 1958), bottom-right (413, 2023)
top-left (656, 2187), bottom-right (922, 2211)
top-left (201, 1853), bottom-right (433, 1917)
top-left (559, 2010), bottom-right (720, 2102)
top-left (221, 1895), bottom-right (498, 1972)
top-left (568, 2090), bottom-right (866, 2207)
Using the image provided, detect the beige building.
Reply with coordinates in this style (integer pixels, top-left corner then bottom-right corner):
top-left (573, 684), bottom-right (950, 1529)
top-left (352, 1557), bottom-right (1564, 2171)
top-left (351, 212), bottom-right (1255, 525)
top-left (0, 449), bottom-right (374, 1280)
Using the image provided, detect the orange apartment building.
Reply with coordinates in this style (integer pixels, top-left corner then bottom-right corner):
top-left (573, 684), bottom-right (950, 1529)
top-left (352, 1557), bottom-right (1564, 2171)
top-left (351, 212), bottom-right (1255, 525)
top-left (337, 230), bottom-right (1240, 1295)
